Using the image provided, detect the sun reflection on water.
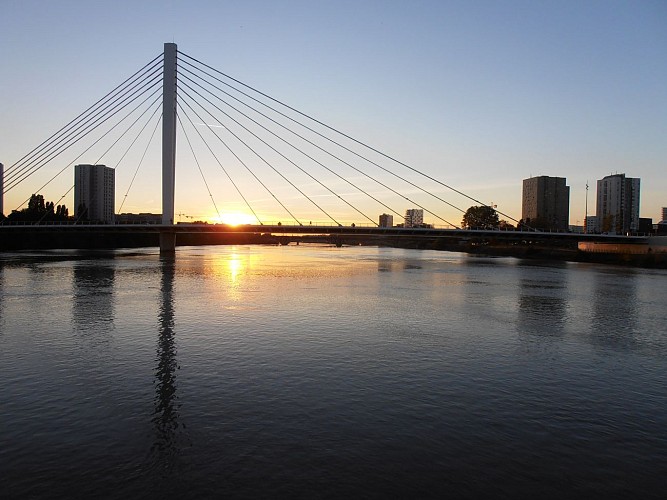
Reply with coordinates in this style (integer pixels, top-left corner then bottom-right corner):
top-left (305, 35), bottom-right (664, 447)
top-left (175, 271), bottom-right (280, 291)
top-left (199, 246), bottom-right (380, 307)
top-left (201, 248), bottom-right (259, 306)
top-left (227, 253), bottom-right (243, 284)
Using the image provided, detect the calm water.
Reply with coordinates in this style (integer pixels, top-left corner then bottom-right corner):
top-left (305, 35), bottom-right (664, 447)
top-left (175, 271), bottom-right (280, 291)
top-left (1, 245), bottom-right (666, 499)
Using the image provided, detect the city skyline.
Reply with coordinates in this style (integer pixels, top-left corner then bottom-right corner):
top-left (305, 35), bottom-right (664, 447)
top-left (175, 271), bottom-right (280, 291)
top-left (1, 1), bottom-right (666, 224)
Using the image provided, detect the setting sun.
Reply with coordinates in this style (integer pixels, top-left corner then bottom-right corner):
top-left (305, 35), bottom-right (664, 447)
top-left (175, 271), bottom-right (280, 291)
top-left (213, 212), bottom-right (257, 226)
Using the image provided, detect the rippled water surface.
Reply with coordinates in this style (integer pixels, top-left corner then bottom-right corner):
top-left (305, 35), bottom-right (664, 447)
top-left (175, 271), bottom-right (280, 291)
top-left (1, 245), bottom-right (666, 498)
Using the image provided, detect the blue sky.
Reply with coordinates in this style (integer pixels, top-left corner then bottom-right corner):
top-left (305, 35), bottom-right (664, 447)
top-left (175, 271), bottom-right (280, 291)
top-left (1, 0), bottom-right (666, 224)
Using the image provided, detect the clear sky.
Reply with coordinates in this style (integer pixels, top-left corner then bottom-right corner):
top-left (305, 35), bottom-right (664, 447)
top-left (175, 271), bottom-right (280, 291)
top-left (1, 0), bottom-right (666, 225)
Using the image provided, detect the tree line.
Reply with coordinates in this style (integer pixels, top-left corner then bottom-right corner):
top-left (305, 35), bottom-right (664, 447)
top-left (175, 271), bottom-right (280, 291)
top-left (1, 194), bottom-right (71, 223)
top-left (461, 205), bottom-right (516, 230)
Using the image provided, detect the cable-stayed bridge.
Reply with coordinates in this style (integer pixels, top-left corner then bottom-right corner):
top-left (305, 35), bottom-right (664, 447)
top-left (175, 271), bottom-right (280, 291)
top-left (0, 43), bottom-right (645, 253)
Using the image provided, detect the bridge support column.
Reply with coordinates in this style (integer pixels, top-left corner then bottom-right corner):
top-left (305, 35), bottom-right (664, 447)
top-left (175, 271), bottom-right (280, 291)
top-left (162, 42), bottom-right (177, 226)
top-left (159, 230), bottom-right (176, 254)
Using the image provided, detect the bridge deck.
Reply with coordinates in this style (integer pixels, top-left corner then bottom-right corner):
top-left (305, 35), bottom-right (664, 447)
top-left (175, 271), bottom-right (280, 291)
top-left (0, 222), bottom-right (649, 244)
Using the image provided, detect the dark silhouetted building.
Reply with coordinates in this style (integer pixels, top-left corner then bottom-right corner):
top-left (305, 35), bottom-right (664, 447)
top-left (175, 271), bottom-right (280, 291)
top-left (74, 164), bottom-right (115, 224)
top-left (521, 176), bottom-right (570, 231)
top-left (115, 213), bottom-right (162, 224)
top-left (638, 218), bottom-right (653, 235)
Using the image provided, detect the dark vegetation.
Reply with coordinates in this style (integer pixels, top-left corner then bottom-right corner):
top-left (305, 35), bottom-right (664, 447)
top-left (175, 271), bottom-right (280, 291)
top-left (4, 194), bottom-right (70, 223)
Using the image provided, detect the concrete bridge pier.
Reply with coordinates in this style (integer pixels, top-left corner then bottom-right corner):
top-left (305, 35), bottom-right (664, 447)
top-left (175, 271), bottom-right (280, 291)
top-left (159, 230), bottom-right (176, 254)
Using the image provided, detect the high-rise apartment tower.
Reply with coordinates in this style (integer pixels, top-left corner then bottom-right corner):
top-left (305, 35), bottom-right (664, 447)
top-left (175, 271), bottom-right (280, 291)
top-left (595, 174), bottom-right (640, 234)
top-left (74, 164), bottom-right (115, 224)
top-left (521, 176), bottom-right (570, 231)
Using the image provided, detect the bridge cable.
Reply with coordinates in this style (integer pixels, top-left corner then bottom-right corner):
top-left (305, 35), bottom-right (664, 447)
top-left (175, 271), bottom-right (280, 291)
top-left (178, 52), bottom-right (494, 225)
top-left (11, 92), bottom-right (161, 218)
top-left (93, 97), bottom-right (162, 167)
top-left (180, 75), bottom-right (376, 226)
top-left (181, 69), bottom-right (391, 225)
top-left (5, 61), bottom-right (162, 183)
top-left (179, 85), bottom-right (337, 226)
top-left (4, 76), bottom-right (163, 193)
top-left (179, 53), bottom-right (477, 209)
top-left (4, 82), bottom-right (162, 197)
top-left (4, 65), bottom-right (161, 179)
top-left (181, 66), bottom-right (461, 227)
top-left (180, 64), bottom-right (407, 223)
top-left (177, 100), bottom-right (267, 225)
top-left (176, 113), bottom-right (223, 221)
top-left (33, 184), bottom-right (75, 225)
top-left (4, 53), bottom-right (162, 178)
top-left (178, 55), bottom-right (461, 227)
top-left (35, 100), bottom-right (162, 224)
top-left (5, 56), bottom-right (162, 179)
top-left (117, 108), bottom-right (163, 214)
top-left (6, 60), bottom-right (159, 182)
top-left (179, 88), bottom-right (319, 226)
top-left (4, 70), bottom-right (162, 188)
top-left (8, 90), bottom-right (162, 213)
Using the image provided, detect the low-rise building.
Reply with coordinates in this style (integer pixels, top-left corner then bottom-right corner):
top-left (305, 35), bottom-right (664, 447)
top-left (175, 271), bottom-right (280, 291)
top-left (379, 213), bottom-right (393, 228)
top-left (115, 213), bottom-right (162, 224)
top-left (638, 218), bottom-right (653, 235)
top-left (404, 209), bottom-right (423, 228)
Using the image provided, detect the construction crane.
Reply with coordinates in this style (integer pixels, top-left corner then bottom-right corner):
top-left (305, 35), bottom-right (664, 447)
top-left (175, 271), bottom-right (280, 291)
top-left (176, 212), bottom-right (195, 222)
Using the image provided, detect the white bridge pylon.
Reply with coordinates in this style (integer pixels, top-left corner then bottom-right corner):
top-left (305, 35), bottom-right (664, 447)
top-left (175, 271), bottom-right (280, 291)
top-left (160, 42), bottom-right (177, 252)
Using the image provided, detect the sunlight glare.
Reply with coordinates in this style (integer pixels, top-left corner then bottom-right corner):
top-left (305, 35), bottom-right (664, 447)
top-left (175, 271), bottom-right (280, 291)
top-left (213, 212), bottom-right (256, 226)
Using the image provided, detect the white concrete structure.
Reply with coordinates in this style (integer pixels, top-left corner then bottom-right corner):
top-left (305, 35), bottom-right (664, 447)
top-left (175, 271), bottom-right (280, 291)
top-left (0, 162), bottom-right (4, 217)
top-left (159, 42), bottom-right (178, 253)
top-left (74, 164), bottom-right (115, 223)
top-left (162, 42), bottom-right (177, 227)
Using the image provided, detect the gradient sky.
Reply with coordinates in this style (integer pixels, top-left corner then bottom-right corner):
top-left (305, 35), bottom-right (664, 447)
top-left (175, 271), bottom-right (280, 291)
top-left (2, 0), bottom-right (666, 225)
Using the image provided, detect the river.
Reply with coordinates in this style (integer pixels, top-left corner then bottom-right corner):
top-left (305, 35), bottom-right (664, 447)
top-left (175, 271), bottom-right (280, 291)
top-left (1, 245), bottom-right (666, 498)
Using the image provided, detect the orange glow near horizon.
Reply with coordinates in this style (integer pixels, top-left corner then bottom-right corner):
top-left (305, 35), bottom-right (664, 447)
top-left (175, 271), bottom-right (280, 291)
top-left (211, 212), bottom-right (257, 226)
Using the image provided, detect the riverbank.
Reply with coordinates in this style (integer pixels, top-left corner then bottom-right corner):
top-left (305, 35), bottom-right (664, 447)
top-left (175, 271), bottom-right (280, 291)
top-left (378, 237), bottom-right (667, 269)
